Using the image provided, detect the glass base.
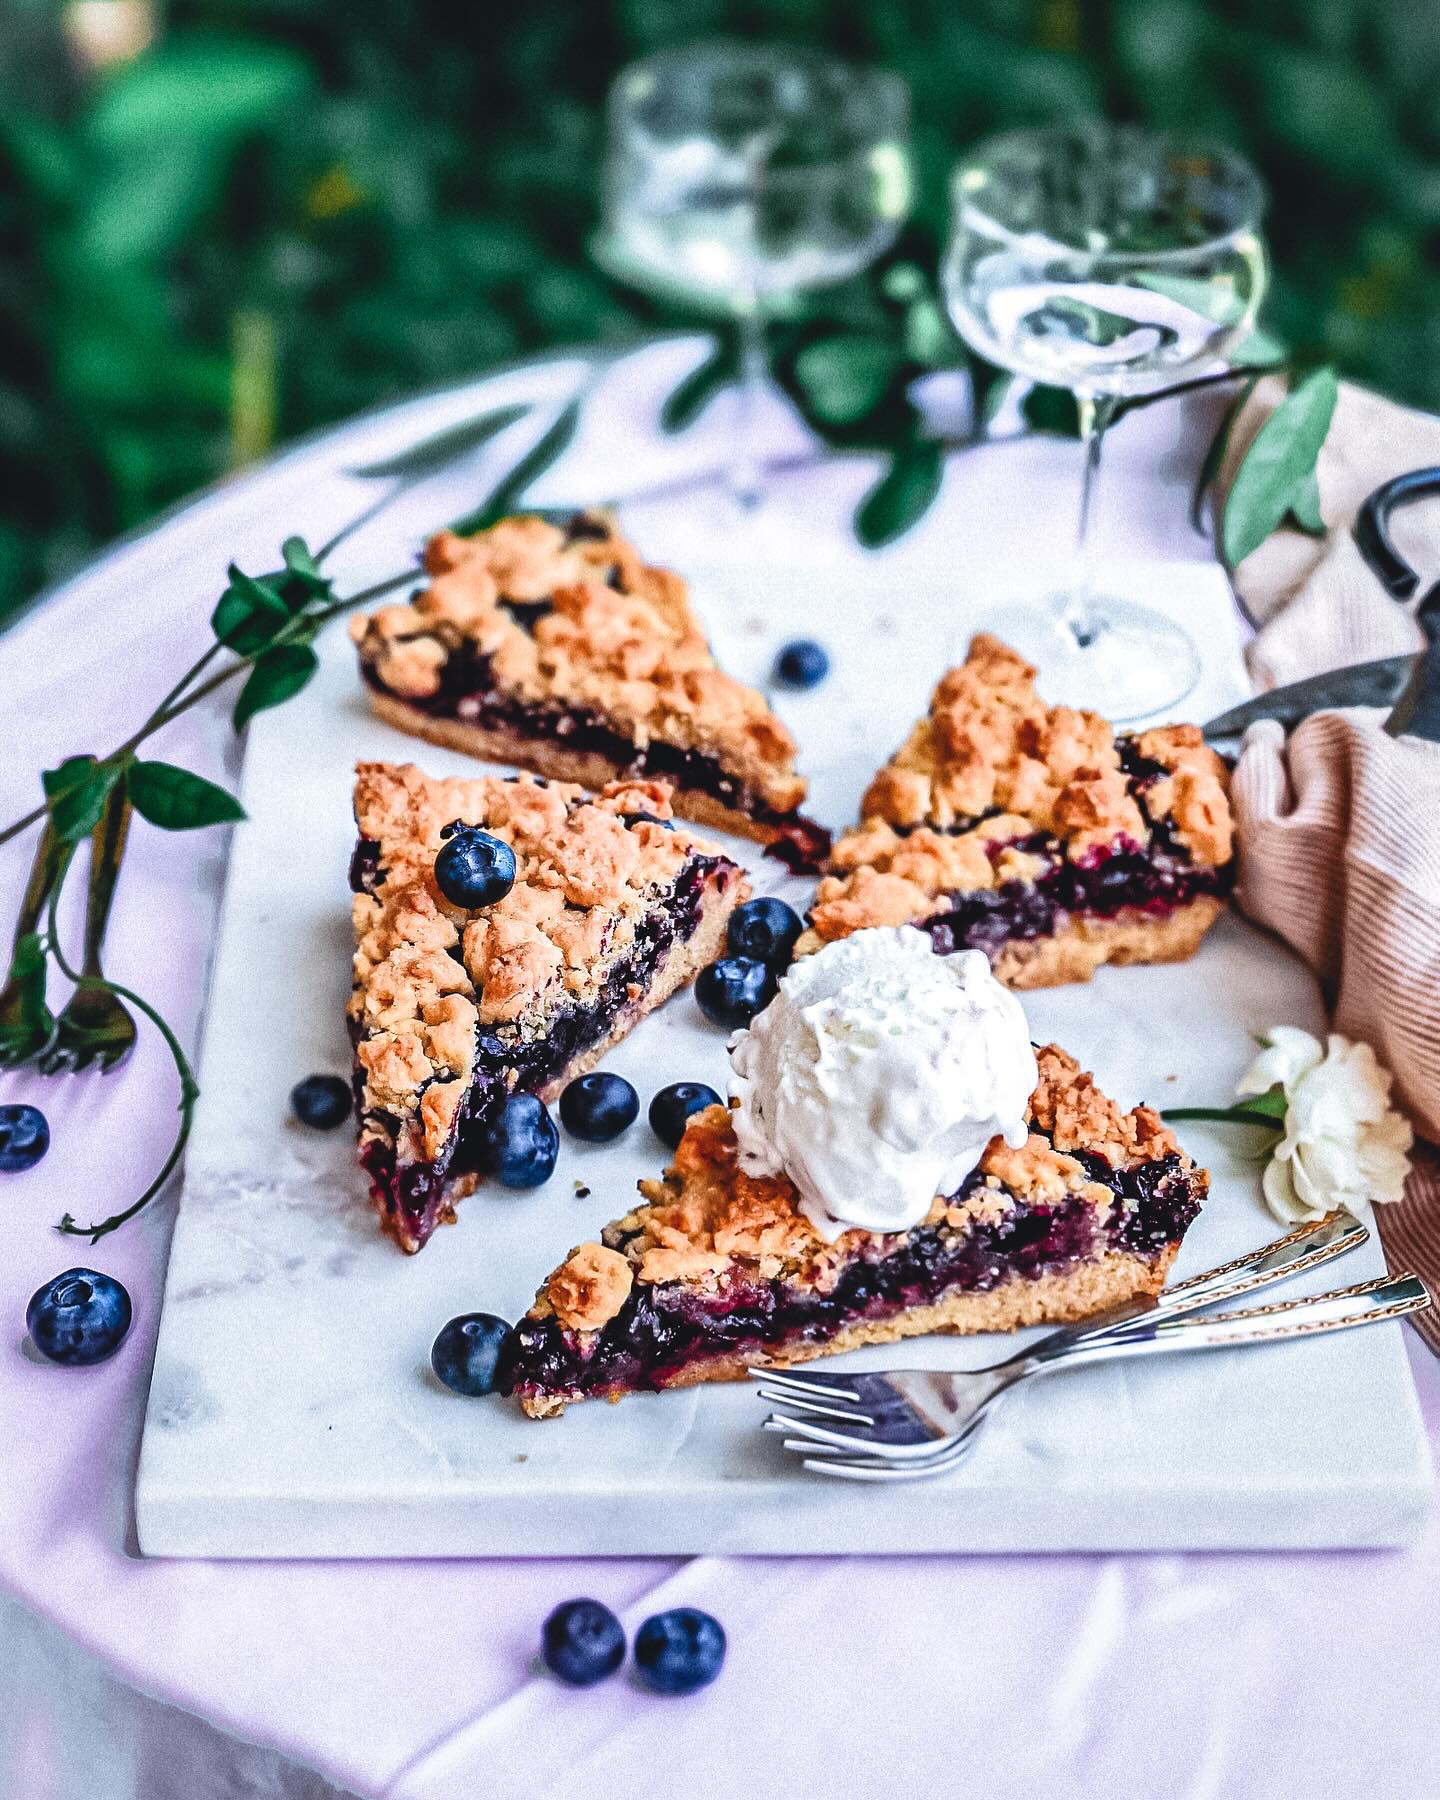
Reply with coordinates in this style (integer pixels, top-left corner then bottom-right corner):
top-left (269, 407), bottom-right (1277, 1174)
top-left (979, 596), bottom-right (1202, 721)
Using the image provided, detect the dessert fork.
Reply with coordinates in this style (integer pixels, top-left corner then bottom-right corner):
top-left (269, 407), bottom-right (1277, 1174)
top-left (755, 1205), bottom-right (1367, 1447)
top-left (751, 1211), bottom-right (1419, 1480)
top-left (760, 1272), bottom-right (1430, 1482)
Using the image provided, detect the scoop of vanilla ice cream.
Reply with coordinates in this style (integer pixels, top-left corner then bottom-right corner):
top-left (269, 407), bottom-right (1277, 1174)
top-left (729, 926), bottom-right (1037, 1241)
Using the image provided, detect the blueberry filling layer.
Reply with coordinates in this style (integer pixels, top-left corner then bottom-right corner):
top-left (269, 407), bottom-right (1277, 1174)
top-left (353, 852), bottom-right (738, 1247)
top-left (912, 829), bottom-right (1231, 962)
top-left (360, 646), bottom-right (826, 854)
top-left (503, 1150), bottom-right (1202, 1403)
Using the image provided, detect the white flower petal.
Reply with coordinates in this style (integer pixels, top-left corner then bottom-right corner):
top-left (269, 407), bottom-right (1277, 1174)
top-left (1262, 1154), bottom-right (1314, 1223)
top-left (1238, 1026), bottom-right (1324, 1099)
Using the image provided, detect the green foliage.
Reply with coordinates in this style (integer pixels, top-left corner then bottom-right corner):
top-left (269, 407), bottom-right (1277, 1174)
top-left (125, 759), bottom-right (247, 831)
top-left (211, 567), bottom-right (292, 653)
top-left (42, 755), bottom-right (123, 842)
top-left (448, 397), bottom-right (583, 536)
top-left (2, 0), bottom-right (1437, 620)
top-left (1221, 367), bottom-right (1339, 567)
top-left (233, 642), bottom-right (318, 730)
top-left (855, 433), bottom-right (945, 548)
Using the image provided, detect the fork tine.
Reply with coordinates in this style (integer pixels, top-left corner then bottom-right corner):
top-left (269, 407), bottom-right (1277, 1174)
top-left (772, 1409), bottom-right (985, 1463)
top-left (762, 1411), bottom-right (889, 1453)
top-left (803, 1438), bottom-right (979, 1482)
top-left (753, 1386), bottom-right (873, 1424)
top-left (747, 1364), bottom-right (862, 1401)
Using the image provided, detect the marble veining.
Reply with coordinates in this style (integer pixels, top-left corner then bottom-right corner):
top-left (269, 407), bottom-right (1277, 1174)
top-left (134, 563), bottom-right (1433, 1558)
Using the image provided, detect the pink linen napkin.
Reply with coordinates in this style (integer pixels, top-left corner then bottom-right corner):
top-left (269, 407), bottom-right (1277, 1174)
top-left (1230, 709), bottom-right (1440, 1353)
top-left (1217, 377), bottom-right (1440, 1345)
top-left (1217, 376), bottom-right (1440, 688)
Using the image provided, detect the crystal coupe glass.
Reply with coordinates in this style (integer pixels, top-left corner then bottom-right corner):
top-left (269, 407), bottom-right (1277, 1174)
top-left (600, 41), bottom-right (912, 509)
top-left (944, 123), bottom-right (1267, 717)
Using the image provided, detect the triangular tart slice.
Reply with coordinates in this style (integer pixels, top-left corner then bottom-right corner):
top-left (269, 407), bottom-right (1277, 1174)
top-left (350, 510), bottom-right (827, 866)
top-left (797, 633), bottom-right (1235, 986)
top-left (502, 1047), bottom-right (1206, 1416)
top-left (349, 761), bottom-right (747, 1253)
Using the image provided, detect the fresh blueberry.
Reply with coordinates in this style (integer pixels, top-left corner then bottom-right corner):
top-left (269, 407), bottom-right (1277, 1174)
top-left (773, 639), bottom-right (829, 690)
top-left (290, 1074), bottom-right (352, 1131)
top-left (430, 1312), bottom-right (512, 1396)
top-left (26, 1268), bottom-right (132, 1367)
top-left (434, 824), bottom-right (517, 910)
top-left (0, 1103), bottom-right (50, 1172)
top-left (541, 1598), bottom-right (626, 1687)
top-left (649, 1082), bottom-right (721, 1150)
top-left (559, 1072), bottom-right (640, 1143)
top-left (633, 1607), bottom-right (726, 1695)
top-left (696, 957), bottom-right (774, 1030)
top-left (479, 1093), bottom-right (559, 1187)
top-left (726, 897), bottom-right (803, 969)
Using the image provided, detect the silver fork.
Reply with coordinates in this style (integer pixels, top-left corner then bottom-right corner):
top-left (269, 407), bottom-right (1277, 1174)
top-left (760, 1271), bottom-right (1431, 1482)
top-left (754, 1206), bottom-right (1367, 1449)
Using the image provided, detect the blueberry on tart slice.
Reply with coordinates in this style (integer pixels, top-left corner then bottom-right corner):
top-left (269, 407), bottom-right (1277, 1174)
top-left (797, 633), bottom-right (1235, 986)
top-left (349, 512), bottom-right (826, 864)
top-left (503, 1050), bottom-right (1207, 1416)
top-left (350, 762), bottom-right (747, 1252)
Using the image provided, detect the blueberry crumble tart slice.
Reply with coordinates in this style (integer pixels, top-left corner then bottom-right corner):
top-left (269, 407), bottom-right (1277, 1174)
top-left (350, 762), bottom-right (747, 1253)
top-left (349, 511), bottom-right (826, 863)
top-left (503, 1049), bottom-right (1207, 1416)
top-left (796, 633), bottom-right (1235, 987)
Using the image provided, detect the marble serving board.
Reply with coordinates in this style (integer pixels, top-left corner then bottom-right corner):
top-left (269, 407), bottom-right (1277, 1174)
top-left (136, 560), bottom-right (1432, 1557)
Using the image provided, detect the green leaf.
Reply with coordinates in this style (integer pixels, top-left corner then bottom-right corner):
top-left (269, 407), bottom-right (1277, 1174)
top-left (1221, 367), bottom-right (1339, 568)
top-left (281, 537), bottom-right (325, 586)
top-left (902, 295), bottom-right (957, 367)
top-left (126, 762), bottom-right (246, 832)
top-left (447, 398), bottom-right (582, 537)
top-left (76, 144), bottom-right (228, 266)
top-left (211, 566), bottom-right (290, 653)
top-left (1245, 1088), bottom-right (1291, 1121)
top-left (1021, 383), bottom-right (1081, 437)
top-left (660, 341), bottom-right (737, 433)
top-left (854, 436), bottom-right (945, 549)
top-left (87, 35), bottom-right (310, 151)
top-left (42, 757), bottom-right (124, 844)
top-left (794, 334), bottom-right (903, 427)
top-left (1190, 374), bottom-right (1259, 534)
top-left (1287, 470), bottom-right (1326, 536)
top-left (233, 644), bottom-right (319, 732)
top-left (346, 404), bottom-right (530, 479)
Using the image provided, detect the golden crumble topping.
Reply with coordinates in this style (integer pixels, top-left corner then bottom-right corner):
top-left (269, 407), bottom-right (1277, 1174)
top-left (349, 512), bottom-right (805, 812)
top-left (532, 1050), bottom-right (1199, 1334)
top-left (350, 760), bottom-right (738, 1160)
top-left (802, 634), bottom-right (1233, 946)
top-left (548, 1242), bottom-right (634, 1333)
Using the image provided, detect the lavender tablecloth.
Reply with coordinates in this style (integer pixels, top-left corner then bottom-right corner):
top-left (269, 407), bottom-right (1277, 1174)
top-left (2, 339), bottom-right (1435, 1800)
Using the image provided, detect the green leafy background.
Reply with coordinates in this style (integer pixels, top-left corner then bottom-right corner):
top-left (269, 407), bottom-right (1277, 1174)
top-left (2, 0), bottom-right (1437, 625)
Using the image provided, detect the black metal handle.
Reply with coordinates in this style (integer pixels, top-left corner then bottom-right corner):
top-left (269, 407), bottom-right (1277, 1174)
top-left (1353, 467), bottom-right (1440, 642)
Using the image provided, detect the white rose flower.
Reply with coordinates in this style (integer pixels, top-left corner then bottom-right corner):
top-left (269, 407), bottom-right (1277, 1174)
top-left (1237, 1028), bottom-right (1413, 1224)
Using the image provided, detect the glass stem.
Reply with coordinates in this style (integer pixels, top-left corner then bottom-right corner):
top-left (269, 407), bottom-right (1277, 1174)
top-left (1064, 390), bottom-right (1117, 648)
top-left (727, 303), bottom-right (768, 512)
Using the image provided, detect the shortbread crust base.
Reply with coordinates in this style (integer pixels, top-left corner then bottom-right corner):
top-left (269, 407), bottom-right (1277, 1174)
top-left (517, 1245), bottom-right (1178, 1417)
top-left (991, 896), bottom-right (1223, 989)
top-left (368, 690), bottom-right (790, 846)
